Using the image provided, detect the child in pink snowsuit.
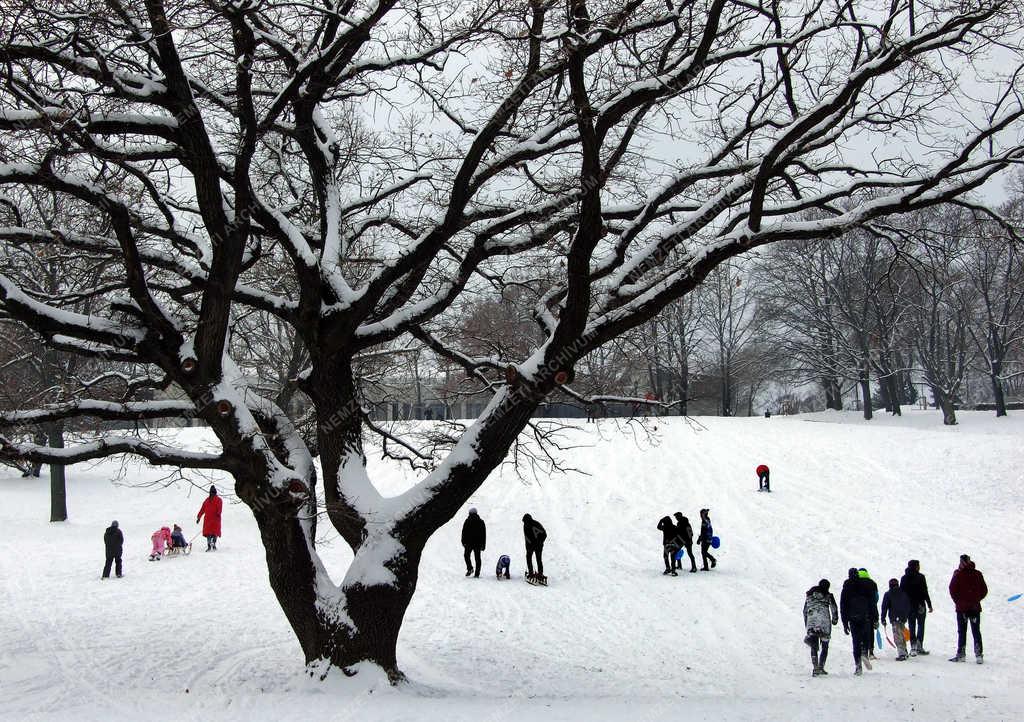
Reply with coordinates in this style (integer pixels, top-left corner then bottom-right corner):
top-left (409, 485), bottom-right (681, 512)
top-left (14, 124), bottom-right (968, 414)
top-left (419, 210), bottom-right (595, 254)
top-left (149, 526), bottom-right (172, 561)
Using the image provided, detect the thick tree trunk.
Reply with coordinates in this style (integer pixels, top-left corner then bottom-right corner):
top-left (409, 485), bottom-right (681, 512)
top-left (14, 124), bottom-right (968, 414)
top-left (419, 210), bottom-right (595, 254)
top-left (858, 364), bottom-right (873, 421)
top-left (884, 374), bottom-right (902, 416)
top-left (990, 357), bottom-right (1007, 417)
top-left (251, 498), bottom-right (420, 681)
top-left (938, 395), bottom-right (958, 425)
top-left (46, 423), bottom-right (67, 522)
top-left (822, 375), bottom-right (843, 411)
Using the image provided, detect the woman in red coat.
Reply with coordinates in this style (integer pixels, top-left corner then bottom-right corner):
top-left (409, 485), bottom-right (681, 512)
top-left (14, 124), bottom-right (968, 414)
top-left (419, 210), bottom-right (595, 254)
top-left (196, 485), bottom-right (223, 551)
top-left (756, 464), bottom-right (770, 492)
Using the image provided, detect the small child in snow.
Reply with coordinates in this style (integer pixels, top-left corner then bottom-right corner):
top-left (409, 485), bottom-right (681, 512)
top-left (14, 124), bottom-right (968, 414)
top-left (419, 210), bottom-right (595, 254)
top-left (881, 577), bottom-right (912, 660)
top-left (495, 554), bottom-right (511, 579)
top-left (150, 526), bottom-right (172, 560)
top-left (170, 524), bottom-right (188, 549)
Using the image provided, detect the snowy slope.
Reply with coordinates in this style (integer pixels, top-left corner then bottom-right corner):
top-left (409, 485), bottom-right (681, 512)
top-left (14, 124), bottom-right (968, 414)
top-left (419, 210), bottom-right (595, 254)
top-left (1, 410), bottom-right (1022, 722)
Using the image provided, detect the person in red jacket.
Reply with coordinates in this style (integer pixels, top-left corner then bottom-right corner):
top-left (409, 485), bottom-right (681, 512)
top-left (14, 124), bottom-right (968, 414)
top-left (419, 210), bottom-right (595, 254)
top-left (756, 464), bottom-right (770, 492)
top-left (948, 554), bottom-right (988, 664)
top-left (196, 485), bottom-right (223, 552)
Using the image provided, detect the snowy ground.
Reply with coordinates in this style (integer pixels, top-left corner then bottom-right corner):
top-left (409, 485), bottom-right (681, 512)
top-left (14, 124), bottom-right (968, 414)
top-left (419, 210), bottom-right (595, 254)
top-left (1, 410), bottom-right (1022, 722)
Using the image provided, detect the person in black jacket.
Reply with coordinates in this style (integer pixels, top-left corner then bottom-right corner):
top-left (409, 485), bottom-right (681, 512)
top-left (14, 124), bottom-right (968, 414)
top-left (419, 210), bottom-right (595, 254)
top-left (672, 512), bottom-right (698, 573)
top-left (461, 508), bottom-right (486, 577)
top-left (102, 520), bottom-right (123, 579)
top-left (881, 578), bottom-right (912, 660)
top-left (858, 569), bottom-right (879, 658)
top-left (696, 508), bottom-right (716, 571)
top-left (657, 516), bottom-right (680, 576)
top-left (899, 559), bottom-right (933, 656)
top-left (840, 567), bottom-right (879, 675)
top-left (522, 513), bottom-right (547, 580)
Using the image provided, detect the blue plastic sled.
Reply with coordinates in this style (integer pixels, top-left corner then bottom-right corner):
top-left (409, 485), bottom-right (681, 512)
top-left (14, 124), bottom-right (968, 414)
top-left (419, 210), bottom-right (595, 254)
top-left (711, 536), bottom-right (721, 549)
top-left (1008, 593), bottom-right (1022, 602)
top-left (674, 549), bottom-right (686, 561)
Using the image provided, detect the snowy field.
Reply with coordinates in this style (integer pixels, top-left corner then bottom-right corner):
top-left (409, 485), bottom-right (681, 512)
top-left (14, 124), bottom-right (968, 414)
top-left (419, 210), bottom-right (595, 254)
top-left (1, 410), bottom-right (1022, 722)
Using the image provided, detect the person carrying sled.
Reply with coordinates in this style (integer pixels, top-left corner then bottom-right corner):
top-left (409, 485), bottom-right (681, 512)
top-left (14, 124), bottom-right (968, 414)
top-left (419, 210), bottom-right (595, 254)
top-left (522, 513), bottom-right (547, 581)
top-left (657, 516), bottom-right (680, 576)
top-left (899, 559), bottom-right (933, 656)
top-left (149, 525), bottom-right (172, 561)
top-left (756, 464), bottom-right (770, 492)
top-left (857, 568), bottom-right (879, 659)
top-left (696, 508), bottom-right (716, 570)
top-left (461, 507), bottom-right (486, 578)
top-left (881, 578), bottom-right (912, 660)
top-left (196, 485), bottom-right (223, 551)
top-left (803, 579), bottom-right (839, 676)
top-left (948, 554), bottom-right (988, 664)
top-left (102, 520), bottom-right (123, 578)
top-left (840, 567), bottom-right (879, 675)
top-left (672, 512), bottom-right (698, 573)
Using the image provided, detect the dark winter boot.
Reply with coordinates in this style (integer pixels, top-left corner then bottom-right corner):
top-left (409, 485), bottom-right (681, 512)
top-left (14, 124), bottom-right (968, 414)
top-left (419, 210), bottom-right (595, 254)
top-left (949, 651), bottom-right (966, 662)
top-left (854, 663), bottom-right (862, 676)
top-left (466, 569), bottom-right (473, 577)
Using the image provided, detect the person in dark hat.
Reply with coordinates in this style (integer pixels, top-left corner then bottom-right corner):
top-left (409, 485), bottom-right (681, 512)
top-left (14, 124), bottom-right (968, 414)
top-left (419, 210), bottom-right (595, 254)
top-left (460, 507), bottom-right (486, 578)
top-left (196, 485), bottom-right (223, 551)
top-left (102, 520), bottom-right (123, 579)
top-left (522, 513), bottom-right (547, 581)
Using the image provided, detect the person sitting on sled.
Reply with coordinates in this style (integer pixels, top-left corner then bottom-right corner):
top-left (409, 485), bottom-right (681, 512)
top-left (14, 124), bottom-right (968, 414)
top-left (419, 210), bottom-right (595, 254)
top-left (170, 524), bottom-right (188, 549)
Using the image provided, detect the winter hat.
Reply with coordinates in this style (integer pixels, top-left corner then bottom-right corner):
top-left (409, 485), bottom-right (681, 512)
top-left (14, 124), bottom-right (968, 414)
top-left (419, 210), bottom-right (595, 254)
top-left (848, 568), bottom-right (859, 580)
top-left (960, 553), bottom-right (971, 564)
top-left (818, 579), bottom-right (830, 592)
top-left (111, 520), bottom-right (119, 528)
top-left (209, 485), bottom-right (217, 496)
top-left (857, 568), bottom-right (870, 579)
top-left (522, 513), bottom-right (532, 522)
top-left (468, 508), bottom-right (478, 515)
top-left (908, 559), bottom-right (920, 572)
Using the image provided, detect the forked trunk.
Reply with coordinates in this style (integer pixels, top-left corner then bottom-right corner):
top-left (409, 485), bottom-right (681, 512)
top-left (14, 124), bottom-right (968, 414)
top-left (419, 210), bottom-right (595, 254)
top-left (251, 498), bottom-right (420, 681)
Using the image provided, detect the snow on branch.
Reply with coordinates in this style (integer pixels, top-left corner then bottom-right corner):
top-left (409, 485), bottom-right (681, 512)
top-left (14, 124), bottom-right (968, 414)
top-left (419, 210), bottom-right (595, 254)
top-left (0, 434), bottom-right (228, 470)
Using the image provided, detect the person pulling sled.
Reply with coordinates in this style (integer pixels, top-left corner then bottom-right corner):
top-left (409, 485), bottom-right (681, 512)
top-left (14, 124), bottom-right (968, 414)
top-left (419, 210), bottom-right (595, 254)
top-left (522, 513), bottom-right (547, 585)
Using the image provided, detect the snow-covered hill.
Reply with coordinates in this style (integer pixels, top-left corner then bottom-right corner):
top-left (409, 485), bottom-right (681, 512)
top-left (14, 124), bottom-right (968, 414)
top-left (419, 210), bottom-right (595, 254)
top-left (2, 410), bottom-right (1022, 721)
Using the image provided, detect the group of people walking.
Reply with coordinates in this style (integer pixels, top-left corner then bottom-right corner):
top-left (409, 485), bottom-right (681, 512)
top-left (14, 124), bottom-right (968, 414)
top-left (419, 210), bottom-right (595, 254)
top-left (802, 556), bottom-right (989, 677)
top-left (460, 509), bottom-right (548, 583)
top-left (101, 486), bottom-right (223, 578)
top-left (656, 508), bottom-right (716, 574)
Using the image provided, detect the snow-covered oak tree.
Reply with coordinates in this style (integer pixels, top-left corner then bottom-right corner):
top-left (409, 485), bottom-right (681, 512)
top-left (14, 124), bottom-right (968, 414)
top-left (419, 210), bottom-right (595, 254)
top-left (1, 0), bottom-right (1023, 679)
